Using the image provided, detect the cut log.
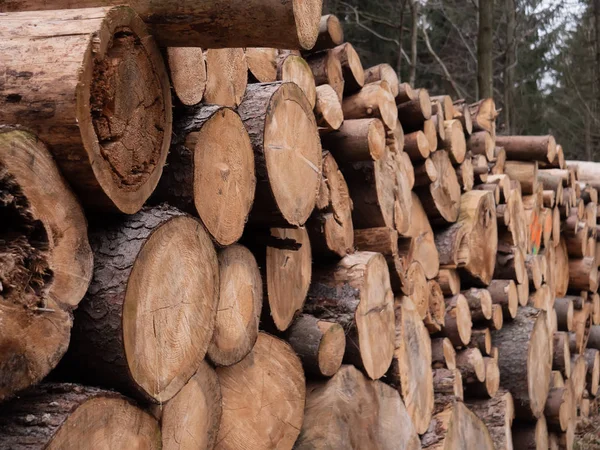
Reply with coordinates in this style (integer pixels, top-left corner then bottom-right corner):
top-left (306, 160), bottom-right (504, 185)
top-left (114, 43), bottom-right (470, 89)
top-left (544, 385), bottom-right (573, 432)
top-left (468, 328), bottom-right (493, 356)
top-left (354, 227), bottom-right (404, 293)
top-left (160, 361), bottom-right (222, 450)
top-left (555, 296), bottom-right (574, 331)
top-left (307, 152), bottom-right (354, 259)
top-left (504, 161), bottom-right (539, 195)
top-left (64, 205), bottom-right (218, 403)
top-left (423, 119), bottom-right (439, 152)
top-left (553, 238), bottom-right (571, 297)
top-left (568, 257), bottom-right (599, 292)
top-left (0, 6), bottom-right (172, 213)
top-left (467, 131), bottom-right (495, 161)
top-left (525, 254), bottom-right (544, 289)
top-left (296, 365), bottom-right (421, 450)
top-left (456, 158), bottom-right (475, 192)
top-left (469, 98), bottom-right (497, 135)
top-left (414, 158), bottom-right (438, 187)
top-left (425, 280), bottom-right (447, 333)
top-left (466, 390), bottom-right (515, 450)
top-left (404, 131), bottom-right (431, 162)
top-left (154, 105), bottom-right (255, 246)
top-left (285, 314), bottom-right (346, 378)
top-left (396, 82), bottom-right (417, 104)
top-left (400, 261), bottom-right (430, 318)
top-left (342, 82), bottom-right (398, 130)
top-left (330, 43), bottom-right (364, 94)
top-left (215, 332), bottom-right (305, 450)
top-left (436, 269), bottom-right (461, 296)
top-left (398, 89), bottom-right (433, 130)
top-left (496, 135), bottom-right (557, 163)
top-left (462, 289), bottom-right (493, 323)
top-left (589, 325), bottom-right (600, 350)
top-left (321, 118), bottom-right (385, 163)
top-left (364, 64), bottom-right (400, 97)
top-left (518, 278), bottom-right (531, 307)
top-left (386, 296), bottom-right (434, 434)
top-left (314, 84), bottom-right (344, 132)
top-left (493, 306), bottom-right (552, 420)
top-left (512, 416), bottom-right (549, 450)
top-left (245, 47), bottom-right (278, 82)
top-left (304, 252), bottom-right (395, 379)
top-left (433, 368), bottom-right (463, 401)
top-left (277, 52), bottom-right (317, 108)
top-left (207, 245), bottom-right (262, 367)
top-left (388, 119), bottom-right (406, 154)
top-left (494, 247), bottom-right (527, 284)
top-left (432, 95), bottom-right (455, 119)
top-left (0, 384), bottom-right (160, 449)
top-left (469, 357), bottom-right (501, 398)
top-left (440, 120), bottom-right (467, 164)
top-left (583, 349), bottom-right (600, 396)
top-left (167, 47), bottom-right (206, 106)
top-left (204, 48), bottom-right (248, 107)
top-left (570, 354), bottom-right (587, 406)
top-left (432, 337), bottom-right (457, 370)
top-left (567, 161), bottom-right (600, 192)
top-left (489, 304), bottom-right (504, 330)
top-left (0, 128), bottom-right (93, 402)
top-left (393, 152), bottom-right (414, 235)
top-left (439, 294), bottom-right (473, 347)
top-left (311, 14), bottom-right (344, 53)
top-left (431, 109), bottom-right (447, 142)
top-left (238, 82), bottom-right (321, 227)
top-left (456, 348), bottom-right (486, 383)
top-left (488, 279), bottom-right (519, 319)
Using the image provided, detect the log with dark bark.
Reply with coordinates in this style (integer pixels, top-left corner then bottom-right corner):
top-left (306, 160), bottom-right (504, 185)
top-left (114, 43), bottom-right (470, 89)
top-left (462, 289), bottom-right (493, 323)
top-left (0, 7), bottom-right (172, 213)
top-left (488, 279), bottom-right (519, 319)
top-left (215, 332), bottom-right (305, 450)
top-left (314, 84), bottom-right (344, 132)
top-left (496, 135), bottom-right (557, 163)
top-left (245, 47), bottom-right (278, 82)
top-left (512, 417), bottom-right (549, 450)
top-left (568, 257), bottom-right (599, 292)
top-left (0, 128), bottom-right (93, 402)
top-left (466, 390), bottom-right (515, 450)
top-left (544, 385), bottom-right (573, 432)
top-left (306, 50), bottom-right (345, 101)
top-left (494, 247), bottom-right (526, 284)
top-left (320, 119), bottom-right (385, 163)
top-left (304, 252), bottom-right (395, 380)
top-left (64, 205), bottom-right (218, 403)
top-left (553, 332), bottom-right (572, 379)
top-left (238, 82), bottom-right (322, 227)
top-left (468, 328), bottom-right (492, 356)
top-left (397, 89), bottom-right (432, 130)
top-left (276, 51), bottom-right (317, 108)
top-left (436, 269), bottom-right (461, 296)
top-left (0, 384), bottom-right (161, 449)
top-left (167, 47), bottom-right (206, 106)
top-left (154, 105), bottom-right (255, 246)
top-left (310, 14), bottom-right (345, 53)
top-left (555, 298), bottom-right (574, 332)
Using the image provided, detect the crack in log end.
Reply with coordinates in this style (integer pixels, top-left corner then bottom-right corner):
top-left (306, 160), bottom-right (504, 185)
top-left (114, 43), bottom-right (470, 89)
top-left (0, 164), bottom-right (52, 309)
top-left (90, 27), bottom-right (165, 192)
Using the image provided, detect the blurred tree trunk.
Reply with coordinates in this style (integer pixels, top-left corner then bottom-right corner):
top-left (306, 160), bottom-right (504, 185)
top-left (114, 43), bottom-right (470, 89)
top-left (396, 0), bottom-right (407, 78)
top-left (504, 0), bottom-right (515, 134)
top-left (478, 0), bottom-right (494, 99)
top-left (409, 0), bottom-right (419, 86)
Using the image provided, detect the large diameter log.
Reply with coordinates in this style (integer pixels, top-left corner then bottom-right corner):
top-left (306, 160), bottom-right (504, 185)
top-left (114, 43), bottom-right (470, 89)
top-left (296, 365), bottom-right (421, 450)
top-left (276, 52), bottom-right (317, 108)
top-left (207, 245), bottom-right (262, 367)
top-left (466, 390), bottom-right (515, 450)
top-left (307, 152), bottom-right (354, 259)
top-left (304, 252), bottom-right (395, 379)
top-left (492, 306), bottom-right (552, 420)
top-left (238, 82), bottom-right (321, 227)
top-left (314, 84), bottom-right (344, 132)
top-left (65, 205), bottom-right (218, 403)
top-left (364, 64), bottom-right (400, 97)
top-left (285, 314), bottom-right (346, 378)
top-left (421, 401), bottom-right (494, 449)
top-left (215, 333), bottom-right (305, 450)
top-left (386, 296), bottom-right (434, 434)
top-left (342, 82), bottom-right (398, 130)
top-left (0, 384), bottom-right (160, 449)
top-left (0, 1), bottom-right (323, 49)
top-left (245, 47), bottom-right (278, 82)
top-left (320, 118), bottom-right (386, 163)
top-left (167, 47), bottom-right (207, 106)
top-left (159, 361), bottom-right (222, 450)
top-left (0, 7), bottom-right (172, 213)
top-left (311, 14), bottom-right (344, 53)
top-left (496, 135), bottom-right (557, 163)
top-left (154, 105), bottom-right (255, 246)
top-left (0, 128), bottom-right (93, 402)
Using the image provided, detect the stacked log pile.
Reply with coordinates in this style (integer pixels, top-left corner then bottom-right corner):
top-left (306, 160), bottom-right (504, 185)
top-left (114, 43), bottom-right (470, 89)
top-left (0, 5), bottom-right (599, 450)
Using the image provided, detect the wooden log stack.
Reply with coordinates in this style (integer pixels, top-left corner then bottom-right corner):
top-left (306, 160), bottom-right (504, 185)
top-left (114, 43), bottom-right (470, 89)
top-left (0, 7), bottom-right (598, 450)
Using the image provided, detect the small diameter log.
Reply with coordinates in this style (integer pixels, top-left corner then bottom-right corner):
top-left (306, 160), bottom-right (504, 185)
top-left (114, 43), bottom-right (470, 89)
top-left (296, 365), bottom-right (421, 450)
top-left (207, 245), bottom-right (262, 367)
top-left (416, 150), bottom-right (462, 225)
top-left (393, 152), bottom-right (414, 235)
top-left (285, 314), bottom-right (346, 378)
top-left (512, 417), bottom-right (549, 450)
top-left (321, 118), bottom-right (385, 163)
top-left (494, 247), bottom-right (527, 284)
top-left (314, 84), bottom-right (344, 132)
top-left (204, 48), bottom-right (248, 107)
top-left (388, 119), bottom-right (406, 154)
top-left (342, 82), bottom-right (398, 130)
top-left (160, 361), bottom-right (222, 450)
top-left (167, 47), bottom-right (206, 106)
top-left (414, 159), bottom-right (438, 187)
top-left (0, 384), bottom-right (161, 449)
top-left (466, 390), bottom-right (515, 450)
top-left (583, 349), bottom-right (600, 396)
top-left (423, 119), bottom-right (438, 152)
top-left (404, 131), bottom-right (431, 162)
top-left (568, 257), bottom-right (599, 292)
top-left (432, 109), bottom-right (447, 142)
top-left (439, 294), bottom-right (473, 347)
top-left (440, 120), bottom-right (467, 164)
top-left (305, 252), bottom-right (395, 380)
top-left (467, 131), bottom-right (495, 161)
top-left (525, 254), bottom-right (544, 289)
top-left (590, 325), bottom-right (600, 350)
top-left (397, 89), bottom-right (433, 130)
top-left (433, 368), bottom-right (463, 401)
top-left (311, 14), bottom-right (344, 53)
top-left (492, 306), bottom-right (552, 420)
top-left (571, 303), bottom-right (592, 354)
top-left (245, 47), bottom-right (278, 82)
top-left (456, 347), bottom-right (486, 384)
top-left (307, 152), bottom-right (354, 259)
top-left (432, 95), bottom-right (455, 119)
top-left (402, 261), bottom-right (430, 318)
top-left (386, 296), bottom-right (435, 434)
top-left (155, 105), bottom-right (255, 246)
top-left (432, 337), bottom-right (457, 370)
top-left (216, 333), bottom-right (305, 450)
top-left (554, 332), bottom-right (572, 379)
top-left (555, 298), bottom-right (574, 332)
top-left (364, 64), bottom-right (400, 97)
top-left (0, 6), bottom-right (172, 213)
top-left (468, 328), bottom-right (493, 356)
top-left (425, 280), bottom-right (447, 333)
top-left (496, 135), bottom-right (557, 163)
top-left (505, 161), bottom-right (539, 195)
top-left (65, 205), bottom-right (218, 403)
top-left (554, 238), bottom-right (571, 297)
top-left (544, 386), bottom-right (573, 432)
top-left (0, 128), bottom-right (93, 401)
top-left (469, 357), bottom-right (501, 398)
top-left (276, 52), bottom-right (317, 108)
top-left (570, 355), bottom-right (587, 406)
top-left (456, 158), bottom-right (475, 192)
top-left (238, 82), bottom-right (321, 227)
top-left (330, 43), bottom-right (364, 95)
top-left (436, 269), bottom-right (461, 296)
top-left (396, 82), bottom-right (417, 104)
top-left (306, 50), bottom-right (345, 101)
top-left (469, 98), bottom-right (497, 134)
top-left (488, 304), bottom-right (504, 330)
top-left (462, 289), bottom-right (493, 323)
top-left (488, 279), bottom-right (519, 319)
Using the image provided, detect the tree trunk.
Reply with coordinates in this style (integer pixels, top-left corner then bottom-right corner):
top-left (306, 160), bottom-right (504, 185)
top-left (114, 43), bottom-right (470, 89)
top-left (167, 47), bottom-right (207, 106)
top-left (0, 7), bottom-right (172, 213)
top-left (314, 84), bottom-right (344, 132)
top-left (237, 82), bottom-right (321, 227)
top-left (153, 105), bottom-right (256, 246)
top-left (65, 205), bottom-right (219, 403)
top-left (0, 384), bottom-right (161, 449)
top-left (477, 0), bottom-right (494, 99)
top-left (215, 333), bottom-right (305, 450)
top-left (245, 47), bottom-right (278, 82)
top-left (0, 128), bottom-right (93, 402)
top-left (310, 14), bottom-right (345, 53)
top-left (504, 0), bottom-right (516, 134)
top-left (496, 135), bottom-right (557, 163)
top-left (409, 0), bottom-right (419, 86)
top-left (466, 390), bottom-right (515, 450)
top-left (304, 252), bottom-right (395, 380)
top-left (277, 52), bottom-right (317, 108)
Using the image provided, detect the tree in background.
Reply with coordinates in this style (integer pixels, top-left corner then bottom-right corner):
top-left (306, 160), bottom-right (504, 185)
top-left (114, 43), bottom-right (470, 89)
top-left (478, 0), bottom-right (494, 99)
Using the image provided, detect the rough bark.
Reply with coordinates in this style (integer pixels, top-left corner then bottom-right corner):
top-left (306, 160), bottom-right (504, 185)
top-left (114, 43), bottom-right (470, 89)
top-left (466, 390), bottom-right (515, 450)
top-left (320, 119), bottom-right (386, 163)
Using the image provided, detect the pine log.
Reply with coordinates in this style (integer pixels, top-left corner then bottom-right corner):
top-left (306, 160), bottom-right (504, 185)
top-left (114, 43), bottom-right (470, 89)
top-left (311, 14), bottom-right (345, 53)
top-left (433, 368), bottom-right (463, 401)
top-left (330, 43), bottom-right (365, 94)
top-left (456, 348), bottom-right (486, 383)
top-left (488, 279), bottom-right (519, 319)
top-left (436, 269), bottom-right (461, 296)
top-left (0, 128), bottom-right (93, 402)
top-left (238, 82), bottom-right (321, 227)
top-left (439, 294), bottom-right (473, 346)
top-left (0, 384), bottom-right (161, 449)
top-left (469, 356), bottom-right (501, 398)
top-left (207, 245), bottom-right (262, 367)
top-left (469, 98), bottom-right (497, 135)
top-left (306, 50), bottom-right (345, 100)
top-left (466, 390), bottom-right (515, 450)
top-left (425, 280), bottom-right (447, 333)
top-left (307, 152), bottom-right (354, 259)
top-left (467, 131), bottom-right (495, 161)
top-left (154, 105), bottom-right (255, 246)
top-left (440, 120), bottom-right (467, 164)
top-left (296, 365), bottom-right (421, 450)
top-left (304, 252), bottom-right (395, 379)
top-left (314, 84), bottom-right (344, 132)
top-left (0, 6), bottom-right (172, 213)
top-left (404, 131), bottom-right (431, 162)
top-left (396, 82), bottom-right (417, 104)
top-left (167, 47), bottom-right (206, 106)
top-left (423, 119), bottom-right (439, 152)
top-left (490, 147), bottom-right (506, 174)
top-left (512, 417), bottom-right (549, 450)
top-left (215, 333), bottom-right (305, 450)
top-left (493, 306), bottom-right (552, 420)
top-left (398, 89), bottom-right (433, 130)
top-left (285, 314), bottom-right (346, 378)
top-left (245, 47), bottom-right (278, 82)
top-left (584, 348), bottom-right (600, 397)
top-left (342, 82), bottom-right (398, 130)
top-left (432, 337), bottom-right (457, 370)
top-left (544, 385), bottom-right (574, 432)
top-left (277, 52), bottom-right (317, 108)
top-left (488, 304), bottom-right (504, 330)
top-left (431, 109), bottom-right (448, 142)
top-left (496, 135), bottom-right (557, 163)
top-left (321, 118), bottom-right (386, 163)
top-left (555, 296), bottom-right (574, 331)
top-left (203, 48), bottom-right (248, 107)
top-left (462, 289), bottom-right (494, 323)
top-left (504, 161), bottom-right (539, 195)
top-left (364, 64), bottom-right (400, 97)
top-left (393, 151), bottom-right (414, 235)
top-left (159, 361), bottom-right (222, 450)
top-left (494, 247), bottom-right (527, 284)
top-left (468, 328), bottom-right (493, 356)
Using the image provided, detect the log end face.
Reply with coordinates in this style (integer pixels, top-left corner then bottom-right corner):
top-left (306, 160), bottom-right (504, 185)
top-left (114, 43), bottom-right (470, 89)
top-left (294, 0), bottom-right (325, 50)
top-left (317, 322), bottom-right (346, 377)
top-left (528, 311), bottom-right (552, 419)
